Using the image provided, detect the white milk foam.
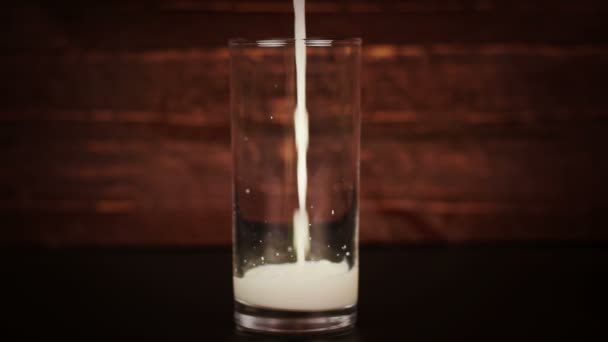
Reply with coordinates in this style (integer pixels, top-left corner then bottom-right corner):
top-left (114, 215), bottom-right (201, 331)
top-left (234, 260), bottom-right (358, 311)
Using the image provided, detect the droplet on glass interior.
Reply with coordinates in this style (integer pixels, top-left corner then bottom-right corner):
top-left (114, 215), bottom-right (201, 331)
top-left (346, 252), bottom-right (351, 256)
top-left (275, 252), bottom-right (280, 256)
top-left (341, 245), bottom-right (347, 250)
top-left (245, 188), bottom-right (250, 194)
top-left (287, 246), bottom-right (293, 252)
top-left (331, 209), bottom-right (335, 215)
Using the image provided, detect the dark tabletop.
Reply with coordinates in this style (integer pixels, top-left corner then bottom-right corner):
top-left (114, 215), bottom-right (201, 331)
top-left (4, 245), bottom-right (607, 340)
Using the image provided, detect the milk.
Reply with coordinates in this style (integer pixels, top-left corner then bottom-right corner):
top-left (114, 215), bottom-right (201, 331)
top-left (292, 0), bottom-right (311, 265)
top-left (234, 0), bottom-right (358, 312)
top-left (234, 260), bottom-right (358, 311)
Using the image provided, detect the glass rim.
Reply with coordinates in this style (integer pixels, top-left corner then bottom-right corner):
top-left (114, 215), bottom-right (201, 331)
top-left (229, 38), bottom-right (362, 47)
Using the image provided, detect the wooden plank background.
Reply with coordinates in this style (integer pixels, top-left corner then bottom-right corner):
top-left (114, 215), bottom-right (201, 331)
top-left (2, 0), bottom-right (608, 246)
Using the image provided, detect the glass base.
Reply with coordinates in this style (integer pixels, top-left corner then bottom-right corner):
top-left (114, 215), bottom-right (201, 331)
top-left (234, 302), bottom-right (357, 335)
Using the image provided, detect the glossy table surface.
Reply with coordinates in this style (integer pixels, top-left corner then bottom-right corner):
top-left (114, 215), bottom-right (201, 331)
top-left (4, 245), bottom-right (606, 340)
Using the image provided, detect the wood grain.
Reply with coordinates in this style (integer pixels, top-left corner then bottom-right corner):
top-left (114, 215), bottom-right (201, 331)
top-left (1, 1), bottom-right (608, 245)
top-left (3, 1), bottom-right (608, 52)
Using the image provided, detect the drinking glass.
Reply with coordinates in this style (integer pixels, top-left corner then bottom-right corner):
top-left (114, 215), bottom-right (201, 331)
top-left (230, 38), bottom-right (361, 334)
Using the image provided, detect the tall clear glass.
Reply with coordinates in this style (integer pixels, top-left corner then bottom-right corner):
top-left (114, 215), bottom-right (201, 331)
top-left (230, 38), bottom-right (361, 335)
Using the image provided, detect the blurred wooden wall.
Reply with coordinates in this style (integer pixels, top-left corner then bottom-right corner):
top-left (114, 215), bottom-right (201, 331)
top-left (2, 0), bottom-right (608, 246)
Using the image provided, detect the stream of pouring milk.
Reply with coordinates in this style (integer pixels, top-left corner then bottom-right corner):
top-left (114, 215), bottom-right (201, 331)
top-left (292, 0), bottom-right (311, 265)
top-left (234, 0), bottom-right (358, 311)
